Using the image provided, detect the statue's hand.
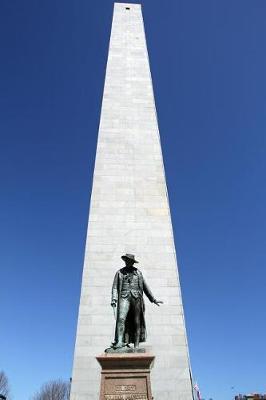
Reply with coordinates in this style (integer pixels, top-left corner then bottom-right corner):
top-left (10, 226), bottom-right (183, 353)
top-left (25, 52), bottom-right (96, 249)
top-left (153, 299), bottom-right (163, 306)
top-left (111, 300), bottom-right (117, 307)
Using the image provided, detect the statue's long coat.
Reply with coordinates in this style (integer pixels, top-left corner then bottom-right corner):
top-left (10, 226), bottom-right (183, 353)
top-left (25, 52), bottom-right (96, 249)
top-left (111, 267), bottom-right (155, 344)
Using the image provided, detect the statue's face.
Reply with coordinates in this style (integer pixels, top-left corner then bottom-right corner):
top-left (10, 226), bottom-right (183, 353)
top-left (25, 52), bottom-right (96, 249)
top-left (125, 259), bottom-right (135, 267)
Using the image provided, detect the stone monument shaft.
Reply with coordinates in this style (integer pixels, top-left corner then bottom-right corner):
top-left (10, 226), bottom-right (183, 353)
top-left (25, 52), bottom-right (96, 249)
top-left (70, 3), bottom-right (193, 400)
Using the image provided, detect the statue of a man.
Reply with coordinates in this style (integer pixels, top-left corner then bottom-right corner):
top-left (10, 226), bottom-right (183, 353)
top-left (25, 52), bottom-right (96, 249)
top-left (111, 254), bottom-right (163, 349)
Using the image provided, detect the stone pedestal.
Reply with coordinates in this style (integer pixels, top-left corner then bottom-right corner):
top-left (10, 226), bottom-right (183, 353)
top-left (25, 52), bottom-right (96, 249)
top-left (96, 353), bottom-right (155, 400)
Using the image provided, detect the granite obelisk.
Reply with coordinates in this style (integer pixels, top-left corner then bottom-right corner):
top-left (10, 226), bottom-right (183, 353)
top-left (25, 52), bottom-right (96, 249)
top-left (70, 3), bottom-right (194, 400)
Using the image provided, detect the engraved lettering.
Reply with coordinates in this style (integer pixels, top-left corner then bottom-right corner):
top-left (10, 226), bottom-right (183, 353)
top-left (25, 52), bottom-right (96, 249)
top-left (115, 385), bottom-right (136, 392)
top-left (104, 394), bottom-right (147, 400)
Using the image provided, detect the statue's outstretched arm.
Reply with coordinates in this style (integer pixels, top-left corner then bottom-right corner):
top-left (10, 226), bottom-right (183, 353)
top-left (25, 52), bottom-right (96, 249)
top-left (143, 277), bottom-right (163, 306)
top-left (143, 277), bottom-right (155, 302)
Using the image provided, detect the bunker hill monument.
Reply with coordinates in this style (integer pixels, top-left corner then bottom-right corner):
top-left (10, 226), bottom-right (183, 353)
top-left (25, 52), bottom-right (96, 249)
top-left (70, 3), bottom-right (194, 400)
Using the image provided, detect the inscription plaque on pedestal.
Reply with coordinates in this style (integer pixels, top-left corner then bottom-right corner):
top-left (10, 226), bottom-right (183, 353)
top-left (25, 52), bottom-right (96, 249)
top-left (96, 353), bottom-right (154, 400)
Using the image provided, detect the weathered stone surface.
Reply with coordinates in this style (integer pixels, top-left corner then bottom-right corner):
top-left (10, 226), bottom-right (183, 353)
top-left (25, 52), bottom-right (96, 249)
top-left (70, 3), bottom-right (193, 400)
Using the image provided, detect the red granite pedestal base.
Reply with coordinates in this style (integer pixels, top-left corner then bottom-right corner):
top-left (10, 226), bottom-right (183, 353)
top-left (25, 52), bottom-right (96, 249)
top-left (96, 352), bottom-right (155, 400)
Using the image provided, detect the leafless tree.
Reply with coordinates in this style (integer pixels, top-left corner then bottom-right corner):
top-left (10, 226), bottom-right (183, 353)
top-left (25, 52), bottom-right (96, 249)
top-left (31, 380), bottom-right (70, 400)
top-left (0, 371), bottom-right (9, 398)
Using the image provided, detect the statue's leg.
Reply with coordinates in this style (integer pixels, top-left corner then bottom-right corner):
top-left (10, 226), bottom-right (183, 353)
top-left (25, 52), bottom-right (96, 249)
top-left (116, 297), bottom-right (130, 347)
top-left (133, 298), bottom-right (141, 348)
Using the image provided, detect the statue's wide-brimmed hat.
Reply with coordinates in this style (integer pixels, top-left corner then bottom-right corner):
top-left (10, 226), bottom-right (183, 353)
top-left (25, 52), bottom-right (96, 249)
top-left (121, 253), bottom-right (139, 263)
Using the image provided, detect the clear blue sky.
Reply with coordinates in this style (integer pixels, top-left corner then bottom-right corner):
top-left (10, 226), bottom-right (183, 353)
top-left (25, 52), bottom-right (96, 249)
top-left (0, 1), bottom-right (265, 399)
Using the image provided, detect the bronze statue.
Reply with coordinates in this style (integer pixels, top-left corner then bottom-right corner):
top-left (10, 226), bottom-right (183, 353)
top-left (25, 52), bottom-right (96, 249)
top-left (110, 254), bottom-right (163, 350)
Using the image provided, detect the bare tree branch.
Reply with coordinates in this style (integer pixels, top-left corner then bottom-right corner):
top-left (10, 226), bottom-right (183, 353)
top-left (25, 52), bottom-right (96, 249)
top-left (31, 380), bottom-right (70, 400)
top-left (0, 371), bottom-right (9, 398)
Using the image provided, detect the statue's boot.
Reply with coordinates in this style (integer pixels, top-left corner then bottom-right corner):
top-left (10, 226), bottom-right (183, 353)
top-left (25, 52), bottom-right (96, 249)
top-left (113, 341), bottom-right (126, 349)
top-left (134, 330), bottom-right (140, 349)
